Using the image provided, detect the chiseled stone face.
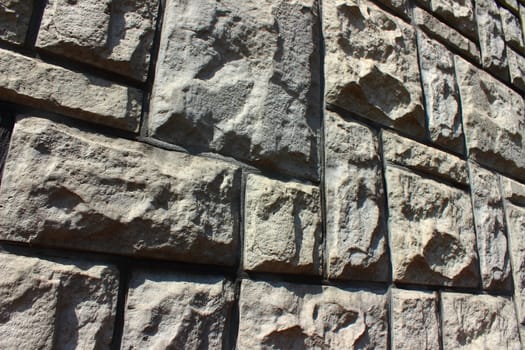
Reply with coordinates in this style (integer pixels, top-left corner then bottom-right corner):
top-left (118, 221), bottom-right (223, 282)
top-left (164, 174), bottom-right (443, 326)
top-left (323, 0), bottom-right (425, 138)
top-left (0, 252), bottom-right (118, 350)
top-left (0, 0), bottom-right (32, 45)
top-left (244, 174), bottom-right (322, 275)
top-left (36, 0), bottom-right (158, 82)
top-left (441, 292), bottom-right (521, 350)
top-left (237, 279), bottom-right (388, 349)
top-left (121, 271), bottom-right (234, 350)
top-left (508, 48), bottom-right (525, 92)
top-left (149, 0), bottom-right (321, 180)
top-left (427, 0), bottom-right (477, 40)
top-left (0, 116), bottom-right (240, 266)
top-left (325, 111), bottom-right (388, 282)
top-left (500, 6), bottom-right (525, 52)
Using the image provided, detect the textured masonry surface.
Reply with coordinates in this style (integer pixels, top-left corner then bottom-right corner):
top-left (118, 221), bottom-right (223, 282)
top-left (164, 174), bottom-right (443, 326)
top-left (1, 0), bottom-right (525, 348)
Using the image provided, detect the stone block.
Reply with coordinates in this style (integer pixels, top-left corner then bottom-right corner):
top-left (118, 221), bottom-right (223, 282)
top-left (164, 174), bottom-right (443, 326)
top-left (0, 0), bottom-right (32, 45)
top-left (508, 47), bottom-right (525, 91)
top-left (121, 271), bottom-right (234, 349)
top-left (0, 116), bottom-right (240, 266)
top-left (237, 279), bottom-right (388, 349)
top-left (501, 5), bottom-right (525, 52)
top-left (148, 0), bottom-right (321, 181)
top-left (324, 0), bottom-right (425, 138)
top-left (244, 174), bottom-right (322, 275)
top-left (325, 111), bottom-right (389, 282)
top-left (427, 0), bottom-right (477, 40)
top-left (36, 0), bottom-right (158, 82)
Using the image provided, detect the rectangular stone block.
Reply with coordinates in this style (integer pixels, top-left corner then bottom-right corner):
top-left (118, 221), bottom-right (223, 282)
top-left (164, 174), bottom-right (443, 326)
top-left (391, 289), bottom-right (440, 350)
top-left (325, 111), bottom-right (389, 282)
top-left (0, 251), bottom-right (118, 349)
top-left (237, 279), bottom-right (388, 349)
top-left (455, 55), bottom-right (525, 181)
top-left (148, 0), bottom-right (321, 181)
top-left (36, 0), bottom-right (158, 82)
top-left (508, 47), bottom-right (525, 91)
top-left (501, 5), bottom-right (525, 52)
top-left (244, 174), bottom-right (322, 275)
top-left (324, 0), bottom-right (425, 138)
top-left (121, 270), bottom-right (234, 349)
top-left (441, 292), bottom-right (521, 349)
top-left (385, 165), bottom-right (479, 287)
top-left (427, 0), bottom-right (477, 40)
top-left (0, 0), bottom-right (32, 45)
top-left (0, 48), bottom-right (142, 132)
top-left (0, 116), bottom-right (241, 266)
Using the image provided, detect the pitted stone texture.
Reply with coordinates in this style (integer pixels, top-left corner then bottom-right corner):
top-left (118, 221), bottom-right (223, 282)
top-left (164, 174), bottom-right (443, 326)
top-left (476, 0), bottom-right (509, 80)
top-left (468, 162), bottom-right (511, 291)
top-left (376, 0), bottom-right (410, 19)
top-left (500, 0), bottom-right (519, 12)
top-left (426, 0), bottom-right (477, 40)
top-left (501, 6), bottom-right (525, 51)
top-left (508, 48), bottom-right (525, 91)
top-left (502, 176), bottom-right (525, 205)
top-left (442, 293), bottom-right (521, 350)
top-left (36, 0), bottom-right (158, 82)
top-left (325, 111), bottom-right (388, 282)
top-left (0, 48), bottom-right (141, 132)
top-left (417, 31), bottom-right (464, 153)
top-left (391, 289), bottom-right (440, 350)
top-left (121, 271), bottom-right (234, 350)
top-left (237, 279), bottom-right (388, 349)
top-left (0, 0), bottom-right (32, 44)
top-left (149, 0), bottom-right (320, 181)
top-left (382, 130), bottom-right (468, 185)
top-left (455, 56), bottom-right (525, 181)
top-left (244, 174), bottom-right (321, 275)
top-left (324, 0), bottom-right (425, 138)
top-left (0, 116), bottom-right (240, 266)
top-left (0, 252), bottom-right (118, 350)
top-left (385, 166), bottom-right (479, 287)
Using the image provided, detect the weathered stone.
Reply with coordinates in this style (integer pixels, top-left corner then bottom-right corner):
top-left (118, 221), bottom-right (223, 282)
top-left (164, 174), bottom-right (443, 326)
top-left (442, 292), bottom-right (521, 349)
top-left (382, 130), bottom-right (468, 185)
top-left (324, 0), bottom-right (425, 138)
top-left (502, 176), bottom-right (525, 205)
top-left (0, 251), bottom-right (118, 349)
top-left (414, 7), bottom-right (480, 64)
top-left (500, 0), bottom-right (519, 12)
top-left (121, 271), bottom-right (234, 350)
top-left (468, 162), bottom-right (511, 291)
top-left (0, 0), bottom-right (32, 44)
top-left (0, 116), bottom-right (240, 266)
top-left (521, 5), bottom-right (525, 44)
top-left (0, 48), bottom-right (141, 132)
top-left (148, 0), bottom-right (320, 180)
top-left (244, 174), bottom-right (322, 275)
top-left (325, 111), bottom-right (388, 282)
top-left (476, 0), bottom-right (510, 80)
top-left (391, 289), bottom-right (440, 350)
top-left (501, 6), bottom-right (525, 52)
top-left (455, 56), bottom-right (525, 181)
top-left (508, 47), bottom-right (525, 91)
top-left (427, 0), bottom-right (477, 40)
top-left (376, 0), bottom-right (410, 20)
top-left (385, 166), bottom-right (479, 287)
top-left (237, 279), bottom-right (388, 349)
top-left (0, 112), bottom-right (13, 177)
top-left (36, 0), bottom-right (158, 82)
top-left (417, 31), bottom-right (464, 153)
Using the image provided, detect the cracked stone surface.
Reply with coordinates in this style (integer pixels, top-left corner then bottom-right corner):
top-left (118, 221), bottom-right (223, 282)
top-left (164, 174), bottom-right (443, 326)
top-left (0, 0), bottom-right (32, 44)
top-left (0, 116), bottom-right (241, 266)
top-left (237, 279), bottom-right (388, 349)
top-left (324, 0), bottom-right (425, 138)
top-left (325, 111), bottom-right (389, 282)
top-left (508, 47), bottom-right (525, 91)
top-left (121, 270), bottom-right (234, 350)
top-left (244, 174), bottom-right (322, 275)
top-left (500, 6), bottom-right (525, 52)
top-left (148, 0), bottom-right (321, 181)
top-left (0, 252), bottom-right (118, 350)
top-left (427, 0), bottom-right (477, 40)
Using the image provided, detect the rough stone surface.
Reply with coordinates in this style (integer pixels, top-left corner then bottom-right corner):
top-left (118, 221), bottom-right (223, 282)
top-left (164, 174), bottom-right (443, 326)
top-left (148, 0), bottom-right (321, 181)
top-left (121, 271), bottom-right (234, 350)
top-left (427, 0), bottom-right (477, 40)
top-left (324, 0), bottom-right (425, 138)
top-left (0, 48), bottom-right (142, 132)
top-left (325, 111), bottom-right (389, 282)
top-left (500, 0), bottom-right (519, 12)
top-left (442, 292), bottom-right (521, 349)
top-left (502, 176), bottom-right (525, 205)
top-left (0, 0), bottom-right (32, 44)
top-left (385, 165), bottom-right (479, 287)
top-left (508, 47), bottom-right (525, 91)
top-left (417, 31), bottom-right (464, 153)
top-left (468, 162), bottom-right (512, 291)
top-left (500, 6), bottom-right (525, 51)
top-left (476, 0), bottom-right (510, 80)
top-left (0, 252), bottom-right (118, 350)
top-left (376, 0), bottom-right (410, 19)
top-left (0, 116), bottom-right (240, 266)
top-left (455, 56), bottom-right (525, 181)
top-left (391, 289), bottom-right (440, 350)
top-left (382, 130), bottom-right (468, 185)
top-left (237, 279), bottom-right (388, 349)
top-left (36, 0), bottom-right (158, 82)
top-left (244, 174), bottom-right (322, 275)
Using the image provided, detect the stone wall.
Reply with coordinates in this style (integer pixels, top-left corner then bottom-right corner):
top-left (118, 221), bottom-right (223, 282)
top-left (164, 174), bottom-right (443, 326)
top-left (0, 0), bottom-right (524, 348)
